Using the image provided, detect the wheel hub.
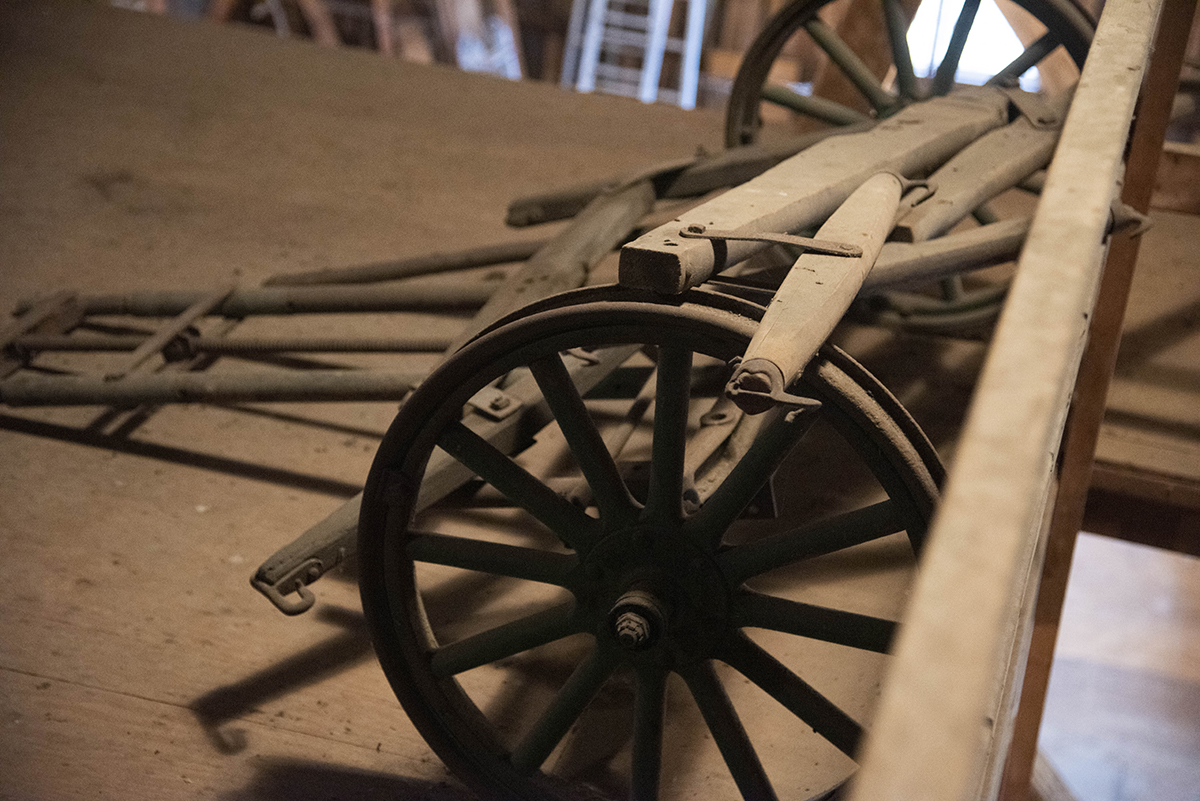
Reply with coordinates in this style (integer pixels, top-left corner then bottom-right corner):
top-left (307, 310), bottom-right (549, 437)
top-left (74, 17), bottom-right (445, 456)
top-left (609, 588), bottom-right (666, 650)
top-left (580, 526), bottom-right (732, 660)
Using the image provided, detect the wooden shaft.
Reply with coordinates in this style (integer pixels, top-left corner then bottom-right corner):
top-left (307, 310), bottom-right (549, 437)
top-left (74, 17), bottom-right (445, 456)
top-left (730, 172), bottom-right (902, 413)
top-left (893, 116), bottom-right (1060, 244)
top-left (620, 91), bottom-right (1009, 294)
top-left (848, 0), bottom-right (1168, 797)
top-left (997, 0), bottom-right (1199, 797)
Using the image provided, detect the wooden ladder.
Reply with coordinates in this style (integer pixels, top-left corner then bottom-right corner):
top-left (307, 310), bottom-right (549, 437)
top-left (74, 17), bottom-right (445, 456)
top-left (563, 0), bottom-right (707, 109)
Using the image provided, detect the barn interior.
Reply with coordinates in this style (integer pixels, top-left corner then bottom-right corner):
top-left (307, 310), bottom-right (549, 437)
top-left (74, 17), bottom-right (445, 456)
top-left (1, 1), bottom-right (1198, 799)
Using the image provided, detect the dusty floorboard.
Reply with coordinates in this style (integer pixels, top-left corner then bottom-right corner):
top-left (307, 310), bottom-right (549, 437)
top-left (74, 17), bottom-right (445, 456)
top-left (1041, 533), bottom-right (1200, 801)
top-left (0, 3), bottom-right (722, 798)
top-left (3, 2), bottom-right (1199, 800)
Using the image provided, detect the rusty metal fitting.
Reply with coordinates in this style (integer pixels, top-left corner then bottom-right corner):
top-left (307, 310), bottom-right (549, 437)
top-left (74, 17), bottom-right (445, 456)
top-left (608, 588), bottom-right (666, 651)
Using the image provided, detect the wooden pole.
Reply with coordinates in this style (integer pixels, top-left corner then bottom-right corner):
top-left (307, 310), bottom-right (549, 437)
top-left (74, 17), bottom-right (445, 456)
top-left (997, 0), bottom-right (1198, 797)
top-left (848, 0), bottom-right (1170, 797)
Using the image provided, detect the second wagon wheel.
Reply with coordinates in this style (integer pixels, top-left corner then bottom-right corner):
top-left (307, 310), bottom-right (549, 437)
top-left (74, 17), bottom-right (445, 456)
top-left (359, 286), bottom-right (943, 800)
top-left (724, 0), bottom-right (1094, 336)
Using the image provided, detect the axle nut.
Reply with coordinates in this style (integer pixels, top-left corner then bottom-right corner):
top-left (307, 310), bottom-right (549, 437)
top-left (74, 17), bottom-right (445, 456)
top-left (609, 589), bottom-right (666, 651)
top-left (614, 612), bottom-right (652, 649)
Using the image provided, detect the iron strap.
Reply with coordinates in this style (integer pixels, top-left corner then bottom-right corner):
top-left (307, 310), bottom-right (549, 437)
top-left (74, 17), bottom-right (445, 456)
top-left (677, 224), bottom-right (863, 258)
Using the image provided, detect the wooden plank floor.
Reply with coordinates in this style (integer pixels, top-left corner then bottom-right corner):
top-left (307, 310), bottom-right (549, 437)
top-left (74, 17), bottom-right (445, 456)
top-left (2, 2), bottom-right (1198, 799)
top-left (1040, 533), bottom-right (1200, 801)
top-left (0, 4), bottom-right (726, 798)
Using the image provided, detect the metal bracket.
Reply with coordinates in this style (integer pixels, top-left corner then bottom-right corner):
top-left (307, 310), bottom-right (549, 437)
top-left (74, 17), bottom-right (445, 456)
top-left (678, 224), bottom-right (863, 258)
top-left (725, 357), bottom-right (823, 421)
top-left (895, 175), bottom-right (937, 206)
top-left (1002, 87), bottom-right (1066, 130)
top-left (1107, 200), bottom-right (1153, 238)
top-left (251, 556), bottom-right (331, 616)
top-left (467, 385), bottom-right (523, 420)
top-left (726, 384), bottom-right (823, 422)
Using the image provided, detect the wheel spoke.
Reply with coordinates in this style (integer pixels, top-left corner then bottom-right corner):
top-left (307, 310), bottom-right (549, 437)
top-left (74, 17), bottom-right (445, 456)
top-left (717, 500), bottom-right (904, 584)
top-left (720, 632), bottom-right (863, 758)
top-left (939, 275), bottom-right (965, 302)
top-left (678, 659), bottom-right (778, 801)
top-left (643, 346), bottom-right (693, 523)
top-left (564, 367), bottom-right (658, 507)
top-left (931, 0), bottom-right (982, 97)
top-left (733, 589), bottom-right (897, 653)
top-left (881, 0), bottom-right (919, 100)
top-left (986, 31), bottom-right (1059, 88)
top-left (437, 421), bottom-right (600, 550)
top-left (972, 201), bottom-right (1000, 225)
top-left (804, 18), bottom-right (897, 114)
top-left (689, 404), bottom-right (763, 507)
top-left (632, 666), bottom-right (667, 801)
top-left (430, 602), bottom-right (577, 677)
top-left (407, 531), bottom-right (576, 586)
top-left (530, 353), bottom-right (638, 528)
top-left (688, 409), bottom-right (821, 549)
top-left (510, 644), bottom-right (620, 774)
top-left (761, 84), bottom-right (872, 126)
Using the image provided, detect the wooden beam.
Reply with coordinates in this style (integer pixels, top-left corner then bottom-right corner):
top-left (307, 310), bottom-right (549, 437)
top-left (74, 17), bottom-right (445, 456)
top-left (1083, 483), bottom-right (1200, 555)
top-left (847, 1), bottom-right (1170, 798)
top-left (1152, 141), bottom-right (1200, 214)
top-left (997, 0), bottom-right (1198, 797)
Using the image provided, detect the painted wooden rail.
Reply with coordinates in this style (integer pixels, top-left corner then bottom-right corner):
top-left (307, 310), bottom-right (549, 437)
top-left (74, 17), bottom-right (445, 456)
top-left (847, 1), bottom-right (1170, 798)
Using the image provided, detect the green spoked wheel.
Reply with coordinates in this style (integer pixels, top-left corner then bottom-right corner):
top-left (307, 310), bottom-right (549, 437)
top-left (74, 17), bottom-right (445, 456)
top-left (724, 0), bottom-right (1094, 337)
top-left (725, 0), bottom-right (1094, 148)
top-left (359, 286), bottom-right (942, 800)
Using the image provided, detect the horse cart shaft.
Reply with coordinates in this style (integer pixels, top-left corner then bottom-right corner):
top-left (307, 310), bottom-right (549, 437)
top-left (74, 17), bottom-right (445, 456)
top-left (619, 89), bottom-right (1009, 293)
top-left (249, 87), bottom-right (1043, 616)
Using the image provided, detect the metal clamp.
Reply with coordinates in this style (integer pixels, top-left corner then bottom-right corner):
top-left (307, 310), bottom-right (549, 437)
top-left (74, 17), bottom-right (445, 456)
top-left (892, 174), bottom-right (937, 206)
top-left (726, 358), bottom-right (822, 421)
top-left (1107, 201), bottom-right (1153, 238)
top-left (678, 224), bottom-right (863, 258)
top-left (250, 557), bottom-right (327, 616)
top-left (468, 385), bottom-right (523, 420)
top-left (1001, 86), bottom-right (1065, 130)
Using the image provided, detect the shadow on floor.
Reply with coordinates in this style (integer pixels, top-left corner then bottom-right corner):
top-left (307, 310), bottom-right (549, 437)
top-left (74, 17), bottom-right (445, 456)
top-left (221, 757), bottom-right (476, 801)
top-left (191, 605), bottom-right (375, 754)
top-left (0, 412), bottom-right (363, 497)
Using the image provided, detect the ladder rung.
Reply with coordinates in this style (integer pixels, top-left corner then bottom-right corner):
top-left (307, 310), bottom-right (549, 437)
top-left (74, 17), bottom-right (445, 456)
top-left (595, 63), bottom-right (645, 84)
top-left (573, 0), bottom-right (704, 108)
top-left (103, 284), bottom-right (236, 381)
top-left (602, 11), bottom-right (651, 30)
top-left (599, 28), bottom-right (649, 48)
top-left (593, 78), bottom-right (682, 106)
top-left (607, 0), bottom-right (652, 11)
top-left (593, 79), bottom-right (642, 98)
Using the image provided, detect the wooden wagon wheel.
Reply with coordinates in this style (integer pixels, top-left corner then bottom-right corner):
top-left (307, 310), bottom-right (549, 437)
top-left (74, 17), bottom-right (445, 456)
top-left (724, 0), bottom-right (1094, 336)
top-left (359, 286), bottom-right (942, 800)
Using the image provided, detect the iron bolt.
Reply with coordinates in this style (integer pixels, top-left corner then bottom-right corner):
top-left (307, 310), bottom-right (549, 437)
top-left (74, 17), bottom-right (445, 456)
top-left (609, 588), bottom-right (665, 651)
top-left (615, 611), bottom-right (652, 650)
